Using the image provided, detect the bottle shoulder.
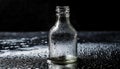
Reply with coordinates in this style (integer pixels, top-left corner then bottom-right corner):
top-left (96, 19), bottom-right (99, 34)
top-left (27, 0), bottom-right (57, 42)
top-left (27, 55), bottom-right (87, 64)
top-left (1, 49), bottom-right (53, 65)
top-left (49, 24), bottom-right (77, 36)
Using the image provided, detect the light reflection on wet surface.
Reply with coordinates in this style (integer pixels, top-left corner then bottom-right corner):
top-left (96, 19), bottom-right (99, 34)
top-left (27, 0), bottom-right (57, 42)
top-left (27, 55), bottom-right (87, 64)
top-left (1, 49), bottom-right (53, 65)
top-left (0, 32), bottom-right (120, 69)
top-left (0, 43), bottom-right (120, 69)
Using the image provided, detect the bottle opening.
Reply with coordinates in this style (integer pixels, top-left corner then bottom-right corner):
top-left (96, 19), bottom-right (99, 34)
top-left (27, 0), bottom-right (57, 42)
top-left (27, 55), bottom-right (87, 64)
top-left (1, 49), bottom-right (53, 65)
top-left (56, 6), bottom-right (70, 13)
top-left (56, 6), bottom-right (70, 17)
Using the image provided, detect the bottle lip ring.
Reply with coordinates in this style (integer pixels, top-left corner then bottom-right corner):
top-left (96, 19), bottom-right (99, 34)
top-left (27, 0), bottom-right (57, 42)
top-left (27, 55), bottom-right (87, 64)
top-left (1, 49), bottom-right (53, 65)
top-left (56, 6), bottom-right (69, 9)
top-left (56, 6), bottom-right (70, 12)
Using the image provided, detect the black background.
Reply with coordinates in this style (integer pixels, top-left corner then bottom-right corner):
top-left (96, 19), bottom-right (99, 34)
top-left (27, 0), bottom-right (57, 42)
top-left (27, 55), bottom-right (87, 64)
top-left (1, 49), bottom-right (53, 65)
top-left (0, 0), bottom-right (119, 31)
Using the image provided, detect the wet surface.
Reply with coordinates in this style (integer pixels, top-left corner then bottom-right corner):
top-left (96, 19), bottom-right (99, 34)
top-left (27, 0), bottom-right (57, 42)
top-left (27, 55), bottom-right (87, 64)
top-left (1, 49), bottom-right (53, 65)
top-left (0, 32), bottom-right (120, 69)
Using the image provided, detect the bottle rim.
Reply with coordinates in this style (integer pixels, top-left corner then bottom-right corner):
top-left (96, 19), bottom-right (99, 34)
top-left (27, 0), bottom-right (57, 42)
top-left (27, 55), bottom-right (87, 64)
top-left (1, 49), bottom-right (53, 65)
top-left (56, 6), bottom-right (70, 13)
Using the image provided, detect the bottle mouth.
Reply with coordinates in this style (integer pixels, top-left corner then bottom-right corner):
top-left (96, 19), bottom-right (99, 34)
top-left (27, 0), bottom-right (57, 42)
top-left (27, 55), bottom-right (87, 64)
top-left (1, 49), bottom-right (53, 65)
top-left (56, 6), bottom-right (70, 13)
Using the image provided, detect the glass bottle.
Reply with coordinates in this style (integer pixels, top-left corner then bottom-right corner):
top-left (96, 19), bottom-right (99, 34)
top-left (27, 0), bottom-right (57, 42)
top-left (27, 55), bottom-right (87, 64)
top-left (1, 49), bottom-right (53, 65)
top-left (49, 6), bottom-right (77, 64)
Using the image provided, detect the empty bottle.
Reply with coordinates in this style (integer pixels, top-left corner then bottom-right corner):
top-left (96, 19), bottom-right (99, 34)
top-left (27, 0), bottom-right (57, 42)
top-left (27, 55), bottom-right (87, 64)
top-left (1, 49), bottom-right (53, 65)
top-left (49, 6), bottom-right (77, 64)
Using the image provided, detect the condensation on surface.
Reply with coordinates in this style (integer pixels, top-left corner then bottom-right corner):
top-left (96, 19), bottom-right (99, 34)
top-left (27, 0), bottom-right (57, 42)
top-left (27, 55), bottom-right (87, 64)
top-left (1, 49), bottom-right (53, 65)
top-left (0, 45), bottom-right (49, 68)
top-left (0, 42), bottom-right (117, 59)
top-left (0, 32), bottom-right (120, 68)
top-left (77, 43), bottom-right (120, 58)
top-left (0, 42), bottom-right (120, 68)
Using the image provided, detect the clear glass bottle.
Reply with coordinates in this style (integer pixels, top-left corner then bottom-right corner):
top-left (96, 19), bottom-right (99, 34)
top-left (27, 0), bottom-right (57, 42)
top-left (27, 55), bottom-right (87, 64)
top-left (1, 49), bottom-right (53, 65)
top-left (49, 6), bottom-right (77, 64)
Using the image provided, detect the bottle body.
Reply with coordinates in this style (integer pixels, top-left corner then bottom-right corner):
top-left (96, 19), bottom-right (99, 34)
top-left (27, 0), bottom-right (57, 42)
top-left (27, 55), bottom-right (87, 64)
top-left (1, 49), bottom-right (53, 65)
top-left (49, 6), bottom-right (77, 64)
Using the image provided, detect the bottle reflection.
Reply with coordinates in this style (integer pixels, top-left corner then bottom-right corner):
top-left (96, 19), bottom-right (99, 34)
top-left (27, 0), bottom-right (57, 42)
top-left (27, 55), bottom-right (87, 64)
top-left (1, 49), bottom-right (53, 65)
top-left (48, 63), bottom-right (77, 69)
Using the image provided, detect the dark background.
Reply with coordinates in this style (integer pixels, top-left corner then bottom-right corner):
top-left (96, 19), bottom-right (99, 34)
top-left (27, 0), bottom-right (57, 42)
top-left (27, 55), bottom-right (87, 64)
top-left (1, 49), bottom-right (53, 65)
top-left (0, 0), bottom-right (119, 31)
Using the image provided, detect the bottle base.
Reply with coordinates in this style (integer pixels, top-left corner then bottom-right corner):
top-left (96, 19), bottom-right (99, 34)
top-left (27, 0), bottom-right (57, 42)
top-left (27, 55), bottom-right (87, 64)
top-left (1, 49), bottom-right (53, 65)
top-left (48, 55), bottom-right (77, 64)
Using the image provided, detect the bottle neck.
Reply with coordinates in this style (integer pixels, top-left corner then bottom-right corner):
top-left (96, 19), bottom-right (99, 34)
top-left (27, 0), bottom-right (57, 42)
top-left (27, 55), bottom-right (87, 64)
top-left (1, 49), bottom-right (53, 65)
top-left (56, 6), bottom-right (70, 24)
top-left (56, 13), bottom-right (70, 24)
